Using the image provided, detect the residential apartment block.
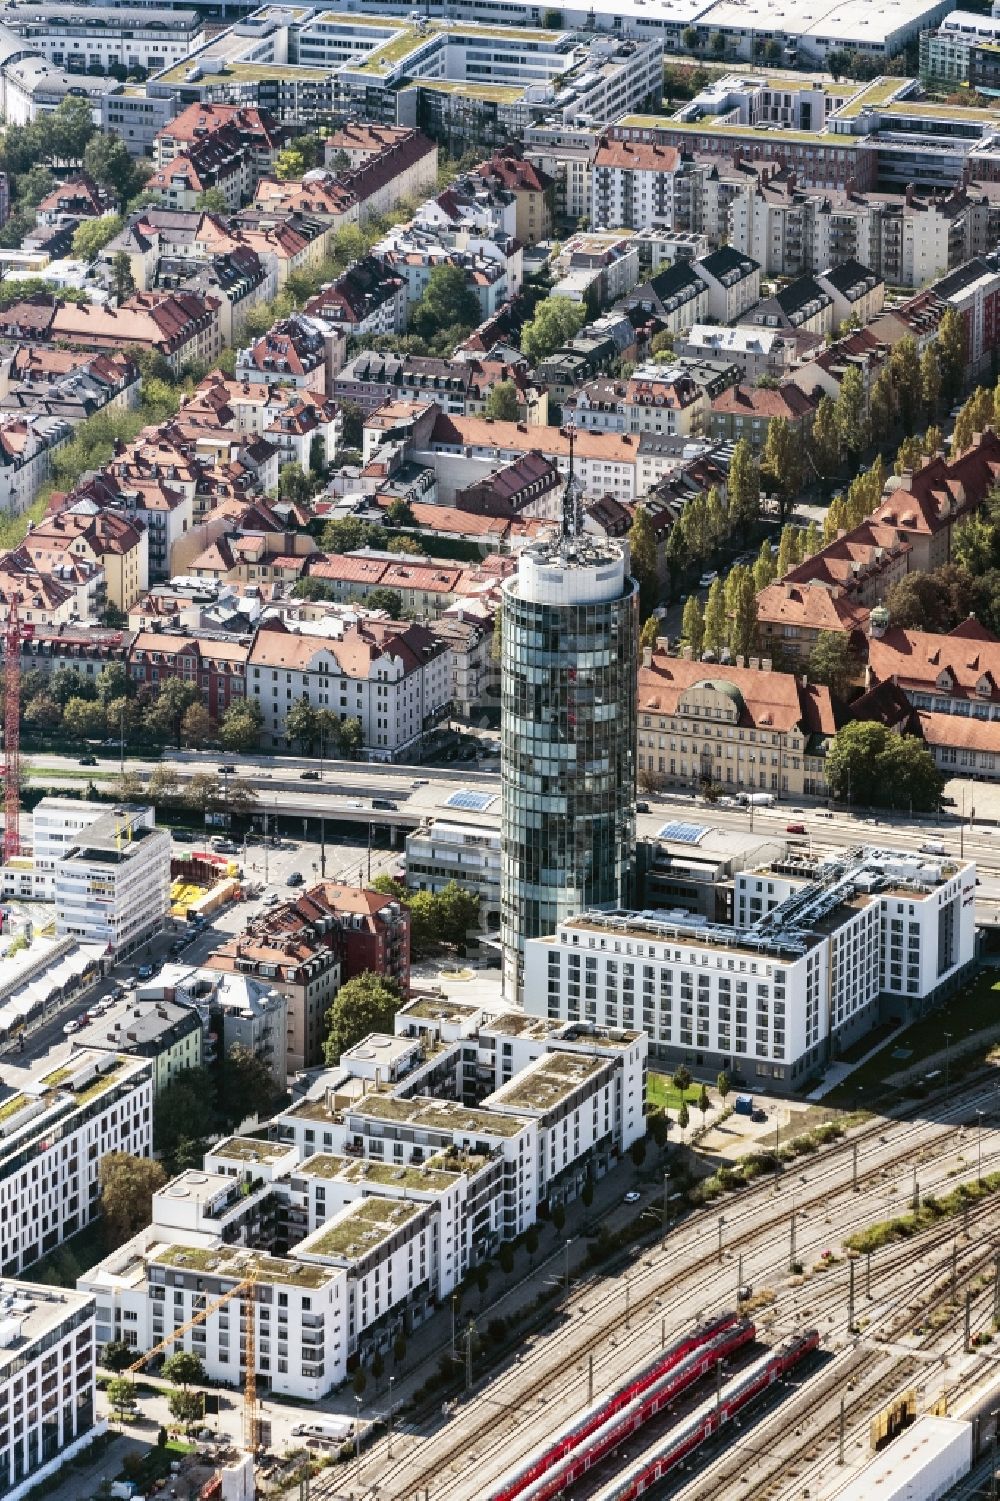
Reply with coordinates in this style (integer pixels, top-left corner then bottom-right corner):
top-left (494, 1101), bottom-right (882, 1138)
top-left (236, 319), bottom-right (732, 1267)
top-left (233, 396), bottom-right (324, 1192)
top-left (78, 1000), bottom-right (645, 1397)
top-left (0, 1283), bottom-right (98, 1501)
top-left (0, 1048), bottom-right (152, 1274)
top-left (54, 806), bottom-right (171, 958)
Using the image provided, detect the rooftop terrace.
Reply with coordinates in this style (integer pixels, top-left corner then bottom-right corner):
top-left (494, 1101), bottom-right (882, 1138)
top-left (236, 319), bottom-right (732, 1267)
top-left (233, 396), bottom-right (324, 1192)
top-left (349, 1092), bottom-right (529, 1138)
top-left (210, 1136), bottom-right (291, 1163)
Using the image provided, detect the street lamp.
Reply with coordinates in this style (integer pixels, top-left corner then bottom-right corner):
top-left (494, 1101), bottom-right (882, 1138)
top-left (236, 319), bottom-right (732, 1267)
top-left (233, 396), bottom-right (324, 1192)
top-left (944, 1031), bottom-right (953, 1090)
top-left (978, 1109), bottom-right (985, 1185)
top-left (564, 1237), bottom-right (574, 1294)
top-left (354, 1393), bottom-right (362, 1465)
top-left (387, 1374), bottom-right (395, 1460)
top-left (717, 1214), bottom-right (726, 1266)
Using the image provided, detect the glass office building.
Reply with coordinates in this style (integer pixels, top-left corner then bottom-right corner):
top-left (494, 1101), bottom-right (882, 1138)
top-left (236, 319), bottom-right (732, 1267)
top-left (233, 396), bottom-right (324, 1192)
top-left (500, 532), bottom-right (638, 998)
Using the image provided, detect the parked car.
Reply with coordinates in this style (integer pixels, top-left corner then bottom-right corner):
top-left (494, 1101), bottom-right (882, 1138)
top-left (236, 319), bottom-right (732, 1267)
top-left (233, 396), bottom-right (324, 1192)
top-left (699, 570), bottom-right (719, 589)
top-left (63, 1018), bottom-right (82, 1035)
top-left (300, 770), bottom-right (320, 781)
top-left (372, 798), bottom-right (397, 810)
top-left (624, 1190), bottom-right (641, 1204)
top-left (286, 871), bottom-right (304, 887)
top-left (172, 830), bottom-right (193, 843)
top-left (79, 754), bottom-right (98, 767)
top-left (816, 811), bottom-right (833, 819)
top-left (636, 800), bottom-right (650, 814)
top-left (786, 823), bottom-right (806, 834)
top-left (137, 964), bottom-right (154, 981)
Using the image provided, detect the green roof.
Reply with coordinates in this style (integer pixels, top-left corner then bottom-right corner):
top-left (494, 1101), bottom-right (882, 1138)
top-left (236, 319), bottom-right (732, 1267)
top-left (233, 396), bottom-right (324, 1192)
top-left (419, 79), bottom-right (525, 103)
top-left (155, 1243), bottom-right (334, 1289)
top-left (488, 1052), bottom-right (606, 1114)
top-left (834, 78), bottom-right (912, 117)
top-left (350, 1092), bottom-right (528, 1136)
top-left (303, 1196), bottom-right (422, 1261)
top-left (211, 1136), bottom-right (289, 1163)
top-left (617, 114), bottom-right (864, 145)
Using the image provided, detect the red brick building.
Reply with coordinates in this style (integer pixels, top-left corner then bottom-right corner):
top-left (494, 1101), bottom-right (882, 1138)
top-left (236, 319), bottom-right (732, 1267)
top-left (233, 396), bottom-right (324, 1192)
top-left (128, 629), bottom-right (250, 721)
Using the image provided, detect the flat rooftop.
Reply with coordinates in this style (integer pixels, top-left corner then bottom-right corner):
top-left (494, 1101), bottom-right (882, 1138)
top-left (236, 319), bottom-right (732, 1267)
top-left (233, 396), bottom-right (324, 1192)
top-left (73, 997), bottom-right (197, 1054)
top-left (485, 1051), bottom-right (608, 1115)
top-left (0, 1284), bottom-right (94, 1371)
top-left (298, 1195), bottom-right (423, 1263)
top-left (296, 1152), bottom-right (462, 1191)
top-left (401, 996), bottom-right (483, 1023)
top-left (348, 1092), bottom-right (529, 1138)
top-left (209, 1136), bottom-right (292, 1164)
top-left (153, 1242), bottom-right (335, 1290)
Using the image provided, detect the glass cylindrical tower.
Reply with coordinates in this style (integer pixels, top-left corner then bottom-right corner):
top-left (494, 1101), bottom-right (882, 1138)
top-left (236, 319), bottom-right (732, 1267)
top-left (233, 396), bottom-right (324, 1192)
top-left (500, 534), bottom-right (638, 999)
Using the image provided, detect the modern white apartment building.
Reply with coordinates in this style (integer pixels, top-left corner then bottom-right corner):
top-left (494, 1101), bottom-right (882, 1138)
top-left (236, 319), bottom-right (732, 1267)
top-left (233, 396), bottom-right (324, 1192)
top-left (0, 1282), bottom-right (98, 1501)
top-left (0, 1049), bottom-right (152, 1275)
top-left (79, 1003), bottom-right (645, 1397)
top-left (524, 848), bottom-right (976, 1089)
top-left (53, 806), bottom-right (171, 958)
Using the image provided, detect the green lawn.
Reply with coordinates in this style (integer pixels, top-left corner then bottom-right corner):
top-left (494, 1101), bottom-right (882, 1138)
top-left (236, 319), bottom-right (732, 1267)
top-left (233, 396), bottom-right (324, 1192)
top-left (647, 1073), bottom-right (706, 1111)
top-left (824, 971), bottom-right (1000, 1109)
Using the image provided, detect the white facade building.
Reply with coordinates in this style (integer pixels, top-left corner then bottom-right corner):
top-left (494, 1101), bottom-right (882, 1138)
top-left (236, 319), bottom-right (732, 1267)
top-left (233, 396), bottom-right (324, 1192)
top-left (30, 796), bottom-right (105, 900)
top-left (54, 805), bottom-right (170, 957)
top-left (79, 1003), bottom-right (646, 1397)
top-left (0, 1049), bottom-right (152, 1274)
top-left (0, 5), bottom-right (203, 74)
top-left (405, 818), bottom-right (501, 936)
top-left (525, 848), bottom-right (976, 1088)
top-left (0, 1282), bottom-right (99, 1501)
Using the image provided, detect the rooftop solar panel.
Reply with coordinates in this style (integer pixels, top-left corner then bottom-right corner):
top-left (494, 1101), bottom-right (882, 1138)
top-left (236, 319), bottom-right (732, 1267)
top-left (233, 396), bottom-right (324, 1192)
top-left (656, 821), bottom-right (710, 845)
top-left (445, 790), bottom-right (497, 812)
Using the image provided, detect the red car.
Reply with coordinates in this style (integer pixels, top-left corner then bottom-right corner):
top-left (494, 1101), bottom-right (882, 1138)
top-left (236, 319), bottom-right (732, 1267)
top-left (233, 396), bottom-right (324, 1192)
top-left (786, 822), bottom-right (806, 834)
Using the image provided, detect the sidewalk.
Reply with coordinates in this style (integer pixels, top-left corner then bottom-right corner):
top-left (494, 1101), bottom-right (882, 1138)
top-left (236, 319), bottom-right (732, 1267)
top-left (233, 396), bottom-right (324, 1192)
top-left (45, 1435), bottom-right (145, 1501)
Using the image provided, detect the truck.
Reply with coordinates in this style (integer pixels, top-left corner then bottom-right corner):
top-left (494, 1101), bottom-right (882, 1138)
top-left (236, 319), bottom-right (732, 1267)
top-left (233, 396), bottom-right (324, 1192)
top-left (920, 841), bottom-right (946, 856)
top-left (737, 793), bottom-right (775, 808)
top-left (733, 1094), bottom-right (754, 1116)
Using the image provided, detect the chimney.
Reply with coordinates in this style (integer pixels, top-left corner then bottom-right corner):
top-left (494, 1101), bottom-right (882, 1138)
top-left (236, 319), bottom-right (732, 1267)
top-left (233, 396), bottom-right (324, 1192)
top-left (749, 656), bottom-right (760, 670)
top-left (735, 654), bottom-right (745, 668)
top-left (642, 646), bottom-right (652, 667)
top-left (682, 645), bottom-right (693, 661)
top-left (905, 182), bottom-right (915, 206)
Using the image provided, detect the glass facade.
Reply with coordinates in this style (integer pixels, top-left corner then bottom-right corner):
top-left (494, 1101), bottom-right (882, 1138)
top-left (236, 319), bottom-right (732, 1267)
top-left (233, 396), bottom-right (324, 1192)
top-left (500, 560), bottom-right (638, 997)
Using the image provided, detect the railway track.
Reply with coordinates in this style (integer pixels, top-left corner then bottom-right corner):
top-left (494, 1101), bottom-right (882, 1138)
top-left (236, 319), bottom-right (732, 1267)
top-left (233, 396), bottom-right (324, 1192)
top-left (312, 1082), bottom-right (1000, 1501)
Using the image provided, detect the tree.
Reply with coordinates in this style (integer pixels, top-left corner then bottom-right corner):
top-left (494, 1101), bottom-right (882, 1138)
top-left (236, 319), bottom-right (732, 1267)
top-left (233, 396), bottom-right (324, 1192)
top-left (889, 335), bottom-right (922, 432)
top-left (63, 695), bottom-right (107, 740)
top-left (677, 1101), bottom-right (690, 1140)
top-left (705, 485), bottom-right (727, 555)
top-left (220, 700), bottom-right (262, 753)
top-left (672, 1065), bottom-right (691, 1094)
top-left (147, 764), bottom-right (180, 804)
top-left (168, 1390), bottom-right (203, 1430)
top-left (161, 1352), bottom-right (204, 1390)
top-left (827, 722), bottom-right (942, 811)
top-left (936, 306), bottom-right (966, 405)
top-left (810, 394), bottom-right (840, 478)
top-left (154, 1068), bottom-right (218, 1174)
top-left (525, 1226), bottom-right (539, 1262)
top-left (433, 880), bottom-right (481, 951)
top-left (321, 516), bottom-right (378, 553)
top-left (698, 1083), bottom-right (710, 1122)
top-left (286, 697), bottom-right (319, 754)
top-left (83, 132), bottom-right (140, 199)
top-left (484, 380), bottom-right (519, 421)
top-left (868, 367), bottom-right (895, 441)
top-left (628, 504), bottom-right (659, 616)
top-left (727, 438), bottom-right (759, 537)
top-left (519, 296), bottom-right (587, 365)
top-left (761, 418), bottom-right (802, 519)
top-left (727, 567), bottom-right (757, 660)
top-left (682, 25), bottom-right (699, 48)
top-left (365, 587), bottom-right (404, 616)
top-left (387, 534), bottom-right (425, 556)
top-left (219, 1044), bottom-right (279, 1126)
top-left (499, 1243), bottom-right (515, 1276)
top-left (181, 702), bottom-right (212, 749)
top-left (716, 1071), bottom-right (730, 1102)
top-left (710, 29), bottom-right (726, 52)
top-left (920, 342), bottom-right (942, 420)
top-left (195, 187), bottom-right (228, 213)
top-left (552, 1202), bottom-right (567, 1232)
top-left (885, 564), bottom-right (980, 634)
top-left (834, 366), bottom-right (866, 462)
top-left (753, 538), bottom-right (776, 593)
top-left (681, 595), bottom-right (704, 656)
top-left (340, 717), bottom-right (363, 759)
top-left (275, 147), bottom-right (306, 181)
top-left (776, 524), bottom-right (800, 578)
top-left (807, 632), bottom-right (857, 698)
top-left (278, 461), bottom-right (313, 504)
top-left (639, 616), bottom-right (659, 652)
top-left (49, 96), bottom-right (97, 164)
top-left (23, 693), bottom-right (62, 730)
top-left (703, 577), bottom-right (726, 654)
top-left (323, 972), bottom-right (403, 1064)
top-left (96, 663), bottom-right (129, 703)
top-left (102, 1340), bottom-right (135, 1373)
top-left (71, 214), bottom-right (123, 261)
top-left (411, 264), bottom-right (481, 341)
top-left (665, 514), bottom-right (689, 588)
top-left (99, 1153), bottom-right (167, 1244)
top-left (107, 1377), bottom-right (137, 1423)
top-left (353, 1367), bottom-right (367, 1397)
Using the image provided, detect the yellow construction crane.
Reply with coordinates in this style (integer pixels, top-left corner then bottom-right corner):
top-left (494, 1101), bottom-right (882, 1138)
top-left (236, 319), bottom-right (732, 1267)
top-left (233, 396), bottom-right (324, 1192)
top-left (125, 1271), bottom-right (259, 1452)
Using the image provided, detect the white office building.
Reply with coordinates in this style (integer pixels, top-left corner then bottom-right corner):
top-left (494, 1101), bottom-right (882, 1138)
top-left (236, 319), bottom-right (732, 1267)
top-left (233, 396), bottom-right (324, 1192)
top-left (29, 796), bottom-right (105, 900)
top-left (0, 1049), bottom-right (152, 1275)
top-left (79, 1001), bottom-right (646, 1397)
top-left (54, 805), bottom-right (170, 958)
top-left (524, 848), bottom-right (976, 1088)
top-left (405, 818), bottom-right (501, 937)
top-left (0, 1282), bottom-right (99, 1501)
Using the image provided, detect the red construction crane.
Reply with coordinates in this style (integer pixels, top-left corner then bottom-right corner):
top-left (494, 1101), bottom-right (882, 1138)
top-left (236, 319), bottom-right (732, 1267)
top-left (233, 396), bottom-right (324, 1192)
top-left (3, 599), bottom-right (21, 860)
